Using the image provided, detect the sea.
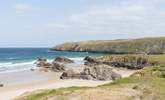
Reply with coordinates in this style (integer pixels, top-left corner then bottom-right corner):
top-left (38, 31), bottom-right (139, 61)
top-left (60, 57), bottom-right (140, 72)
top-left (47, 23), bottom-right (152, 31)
top-left (0, 48), bottom-right (105, 73)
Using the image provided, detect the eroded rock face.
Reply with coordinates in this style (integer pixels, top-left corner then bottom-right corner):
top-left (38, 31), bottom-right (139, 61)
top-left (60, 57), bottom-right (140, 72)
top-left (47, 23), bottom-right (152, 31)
top-left (85, 56), bottom-right (148, 70)
top-left (51, 61), bottom-right (65, 72)
top-left (60, 64), bottom-right (121, 81)
top-left (60, 69), bottom-right (76, 79)
top-left (54, 57), bottom-right (74, 63)
top-left (83, 64), bottom-right (121, 80)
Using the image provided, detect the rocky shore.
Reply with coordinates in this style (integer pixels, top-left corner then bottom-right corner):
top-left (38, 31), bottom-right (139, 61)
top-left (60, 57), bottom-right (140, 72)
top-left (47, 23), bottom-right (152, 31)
top-left (0, 56), bottom-right (138, 100)
top-left (34, 55), bottom-right (152, 81)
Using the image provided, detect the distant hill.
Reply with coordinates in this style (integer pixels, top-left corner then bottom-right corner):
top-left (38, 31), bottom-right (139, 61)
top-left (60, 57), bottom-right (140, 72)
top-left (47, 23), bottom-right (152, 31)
top-left (52, 37), bottom-right (165, 54)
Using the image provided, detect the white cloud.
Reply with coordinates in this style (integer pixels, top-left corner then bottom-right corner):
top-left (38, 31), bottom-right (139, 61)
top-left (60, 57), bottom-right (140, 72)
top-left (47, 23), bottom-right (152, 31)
top-left (15, 3), bottom-right (32, 14)
top-left (46, 0), bottom-right (165, 37)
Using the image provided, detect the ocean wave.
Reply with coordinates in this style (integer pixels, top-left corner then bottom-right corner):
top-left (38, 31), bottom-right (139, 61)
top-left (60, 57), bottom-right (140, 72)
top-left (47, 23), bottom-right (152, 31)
top-left (69, 57), bottom-right (84, 64)
top-left (0, 57), bottom-right (85, 73)
top-left (0, 61), bottom-right (36, 73)
top-left (0, 57), bottom-right (19, 61)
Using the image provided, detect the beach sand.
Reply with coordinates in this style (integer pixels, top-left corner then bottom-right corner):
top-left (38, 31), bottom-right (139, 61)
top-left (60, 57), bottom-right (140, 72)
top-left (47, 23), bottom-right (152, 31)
top-left (0, 64), bottom-right (137, 100)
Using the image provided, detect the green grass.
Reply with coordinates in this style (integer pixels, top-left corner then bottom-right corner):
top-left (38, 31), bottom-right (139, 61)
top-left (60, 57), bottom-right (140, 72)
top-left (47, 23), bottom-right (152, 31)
top-left (97, 54), bottom-right (165, 65)
top-left (16, 87), bottom-right (89, 100)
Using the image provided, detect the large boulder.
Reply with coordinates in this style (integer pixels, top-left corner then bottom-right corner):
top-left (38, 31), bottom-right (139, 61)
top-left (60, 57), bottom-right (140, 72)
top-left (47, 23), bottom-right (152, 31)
top-left (60, 69), bottom-right (76, 79)
top-left (84, 56), bottom-right (96, 62)
top-left (84, 56), bottom-right (101, 66)
top-left (35, 58), bottom-right (65, 72)
top-left (51, 61), bottom-right (65, 72)
top-left (35, 58), bottom-right (52, 68)
top-left (60, 64), bottom-right (121, 81)
top-left (60, 69), bottom-right (94, 80)
top-left (83, 64), bottom-right (121, 80)
top-left (54, 57), bottom-right (74, 63)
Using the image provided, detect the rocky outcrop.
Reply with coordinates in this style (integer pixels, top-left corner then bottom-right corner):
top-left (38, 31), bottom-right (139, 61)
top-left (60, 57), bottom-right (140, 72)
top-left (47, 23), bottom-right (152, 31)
top-left (83, 64), bottom-right (121, 80)
top-left (54, 57), bottom-right (74, 63)
top-left (84, 56), bottom-right (97, 63)
top-left (60, 64), bottom-right (121, 81)
top-left (52, 37), bottom-right (165, 54)
top-left (51, 61), bottom-right (65, 72)
top-left (84, 56), bottom-right (148, 70)
top-left (35, 58), bottom-right (52, 68)
top-left (35, 58), bottom-right (66, 72)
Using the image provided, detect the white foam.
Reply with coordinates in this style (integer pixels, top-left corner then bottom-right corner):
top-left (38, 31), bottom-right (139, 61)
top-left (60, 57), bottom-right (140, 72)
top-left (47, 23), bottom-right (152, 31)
top-left (0, 57), bottom-right (85, 73)
top-left (69, 57), bottom-right (84, 64)
top-left (0, 61), bottom-right (36, 73)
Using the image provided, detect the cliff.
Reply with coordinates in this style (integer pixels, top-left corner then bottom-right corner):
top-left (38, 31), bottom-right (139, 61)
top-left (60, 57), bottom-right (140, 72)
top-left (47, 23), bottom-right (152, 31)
top-left (52, 37), bottom-right (165, 54)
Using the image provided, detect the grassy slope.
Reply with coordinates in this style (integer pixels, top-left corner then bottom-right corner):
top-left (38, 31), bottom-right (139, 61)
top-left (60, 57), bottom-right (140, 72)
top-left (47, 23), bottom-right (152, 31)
top-left (53, 37), bottom-right (165, 54)
top-left (15, 55), bottom-right (165, 100)
top-left (97, 54), bottom-right (165, 64)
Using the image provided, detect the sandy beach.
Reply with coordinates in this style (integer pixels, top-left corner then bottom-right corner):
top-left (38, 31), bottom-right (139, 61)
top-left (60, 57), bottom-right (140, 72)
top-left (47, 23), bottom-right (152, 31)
top-left (0, 63), bottom-right (137, 100)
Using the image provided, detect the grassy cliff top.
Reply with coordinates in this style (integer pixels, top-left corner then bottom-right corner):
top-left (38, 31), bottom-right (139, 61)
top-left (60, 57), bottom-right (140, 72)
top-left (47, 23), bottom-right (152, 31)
top-left (52, 37), bottom-right (165, 54)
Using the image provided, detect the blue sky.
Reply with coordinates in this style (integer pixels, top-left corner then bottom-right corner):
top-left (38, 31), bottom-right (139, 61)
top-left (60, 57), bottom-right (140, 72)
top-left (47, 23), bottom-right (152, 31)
top-left (0, 0), bottom-right (165, 47)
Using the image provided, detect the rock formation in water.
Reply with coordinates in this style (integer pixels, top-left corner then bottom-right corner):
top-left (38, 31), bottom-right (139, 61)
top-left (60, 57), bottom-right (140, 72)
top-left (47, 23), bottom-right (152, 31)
top-left (54, 56), bottom-right (74, 63)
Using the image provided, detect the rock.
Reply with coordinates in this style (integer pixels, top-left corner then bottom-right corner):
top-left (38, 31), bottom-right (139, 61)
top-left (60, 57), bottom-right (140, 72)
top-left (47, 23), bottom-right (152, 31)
top-left (111, 71), bottom-right (122, 80)
top-left (35, 58), bottom-right (52, 68)
top-left (84, 56), bottom-right (101, 66)
top-left (60, 69), bottom-right (94, 80)
top-left (60, 64), bottom-right (121, 81)
top-left (37, 58), bottom-right (47, 62)
top-left (0, 84), bottom-right (3, 87)
top-left (84, 56), bottom-right (96, 62)
top-left (60, 69), bottom-right (76, 79)
top-left (30, 68), bottom-right (35, 71)
top-left (54, 57), bottom-right (74, 63)
top-left (96, 56), bottom-right (149, 70)
top-left (35, 58), bottom-right (66, 72)
top-left (83, 64), bottom-right (121, 80)
top-left (51, 61), bottom-right (65, 72)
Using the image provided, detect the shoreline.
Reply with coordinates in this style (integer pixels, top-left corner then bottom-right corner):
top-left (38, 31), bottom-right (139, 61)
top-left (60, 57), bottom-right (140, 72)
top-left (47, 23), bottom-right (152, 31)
top-left (0, 63), bottom-right (137, 100)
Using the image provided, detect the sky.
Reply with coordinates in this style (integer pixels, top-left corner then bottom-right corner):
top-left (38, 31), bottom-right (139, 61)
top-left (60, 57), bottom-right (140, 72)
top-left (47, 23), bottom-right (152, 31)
top-left (0, 0), bottom-right (165, 47)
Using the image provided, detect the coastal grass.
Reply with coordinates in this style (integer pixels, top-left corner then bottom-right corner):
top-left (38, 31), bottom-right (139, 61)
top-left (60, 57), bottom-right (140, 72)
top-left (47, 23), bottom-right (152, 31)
top-left (98, 54), bottom-right (165, 64)
top-left (16, 65), bottom-right (165, 100)
top-left (99, 65), bottom-right (165, 100)
top-left (15, 87), bottom-right (89, 100)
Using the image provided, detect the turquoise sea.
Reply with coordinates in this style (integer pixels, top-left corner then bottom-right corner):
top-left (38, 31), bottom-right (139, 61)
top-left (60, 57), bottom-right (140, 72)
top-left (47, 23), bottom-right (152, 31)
top-left (0, 48), bottom-right (105, 73)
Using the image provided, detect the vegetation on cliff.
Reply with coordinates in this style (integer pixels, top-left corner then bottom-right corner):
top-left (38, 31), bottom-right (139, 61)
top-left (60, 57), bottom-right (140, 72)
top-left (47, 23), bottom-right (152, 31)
top-left (53, 37), bottom-right (165, 54)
